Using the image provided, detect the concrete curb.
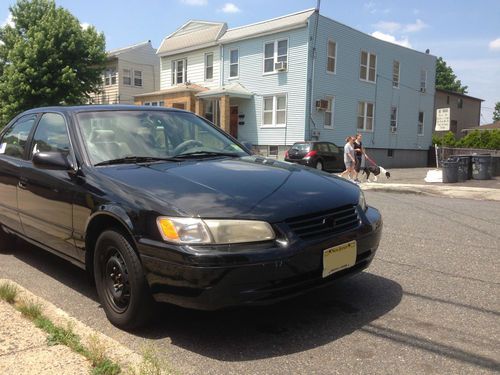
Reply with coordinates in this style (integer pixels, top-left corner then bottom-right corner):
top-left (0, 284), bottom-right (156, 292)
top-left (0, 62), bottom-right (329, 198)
top-left (0, 279), bottom-right (143, 374)
top-left (361, 183), bottom-right (500, 201)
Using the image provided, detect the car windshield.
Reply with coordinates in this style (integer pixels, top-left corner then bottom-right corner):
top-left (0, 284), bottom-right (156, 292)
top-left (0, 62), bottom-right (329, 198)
top-left (291, 143), bottom-right (311, 152)
top-left (76, 110), bottom-right (247, 165)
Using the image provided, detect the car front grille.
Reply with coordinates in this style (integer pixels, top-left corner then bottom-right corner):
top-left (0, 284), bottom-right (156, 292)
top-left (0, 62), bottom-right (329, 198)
top-left (286, 205), bottom-right (360, 240)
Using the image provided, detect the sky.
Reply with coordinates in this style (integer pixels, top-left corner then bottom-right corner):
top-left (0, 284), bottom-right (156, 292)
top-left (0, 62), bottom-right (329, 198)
top-left (0, 0), bottom-right (499, 124)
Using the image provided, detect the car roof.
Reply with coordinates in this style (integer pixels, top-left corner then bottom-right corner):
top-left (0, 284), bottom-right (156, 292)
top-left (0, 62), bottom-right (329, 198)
top-left (20, 105), bottom-right (190, 116)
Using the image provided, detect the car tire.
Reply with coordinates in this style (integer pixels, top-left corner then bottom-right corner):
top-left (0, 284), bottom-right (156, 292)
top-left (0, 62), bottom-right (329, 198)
top-left (0, 226), bottom-right (14, 252)
top-left (316, 160), bottom-right (323, 171)
top-left (94, 229), bottom-right (153, 330)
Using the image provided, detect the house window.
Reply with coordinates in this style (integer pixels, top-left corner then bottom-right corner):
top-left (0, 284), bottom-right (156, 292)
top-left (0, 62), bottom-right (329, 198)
top-left (357, 102), bottom-right (374, 131)
top-left (263, 39), bottom-right (288, 73)
top-left (171, 59), bottom-right (187, 85)
top-left (262, 94), bottom-right (287, 127)
top-left (390, 106), bottom-right (398, 132)
top-left (327, 40), bottom-right (336, 73)
top-left (204, 99), bottom-right (220, 126)
top-left (360, 51), bottom-right (376, 82)
top-left (144, 101), bottom-right (165, 107)
top-left (205, 53), bottom-right (213, 80)
top-left (229, 49), bottom-right (239, 78)
top-left (446, 95), bottom-right (450, 105)
top-left (392, 60), bottom-right (400, 88)
top-left (133, 70), bottom-right (142, 87)
top-left (324, 97), bottom-right (334, 128)
top-left (387, 149), bottom-right (394, 157)
top-left (457, 98), bottom-right (463, 109)
top-left (269, 145), bottom-right (279, 157)
top-left (123, 69), bottom-right (131, 85)
top-left (420, 69), bottom-right (427, 92)
top-left (104, 68), bottom-right (117, 86)
top-left (418, 111), bottom-right (424, 136)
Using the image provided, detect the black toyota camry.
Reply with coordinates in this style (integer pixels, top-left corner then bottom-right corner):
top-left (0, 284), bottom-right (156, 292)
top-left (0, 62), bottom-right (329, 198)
top-left (0, 106), bottom-right (382, 329)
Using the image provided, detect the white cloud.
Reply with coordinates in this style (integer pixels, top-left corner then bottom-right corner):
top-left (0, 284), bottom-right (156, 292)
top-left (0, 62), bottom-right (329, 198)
top-left (371, 31), bottom-right (412, 48)
top-left (1, 13), bottom-right (14, 28)
top-left (220, 3), bottom-right (241, 13)
top-left (403, 19), bottom-right (428, 33)
top-left (373, 21), bottom-right (401, 33)
top-left (80, 22), bottom-right (90, 30)
top-left (489, 38), bottom-right (500, 51)
top-left (180, 0), bottom-right (207, 6)
top-left (363, 1), bottom-right (377, 14)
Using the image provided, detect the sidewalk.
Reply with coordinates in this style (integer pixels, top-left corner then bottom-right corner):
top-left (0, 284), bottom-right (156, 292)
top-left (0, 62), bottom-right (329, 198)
top-left (356, 168), bottom-right (500, 201)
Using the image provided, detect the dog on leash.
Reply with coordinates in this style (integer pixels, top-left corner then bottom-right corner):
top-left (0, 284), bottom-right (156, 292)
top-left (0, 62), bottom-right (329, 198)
top-left (362, 165), bottom-right (391, 182)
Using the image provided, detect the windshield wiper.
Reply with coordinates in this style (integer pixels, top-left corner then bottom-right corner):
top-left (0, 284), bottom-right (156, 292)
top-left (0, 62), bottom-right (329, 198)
top-left (173, 151), bottom-right (240, 158)
top-left (94, 156), bottom-right (178, 166)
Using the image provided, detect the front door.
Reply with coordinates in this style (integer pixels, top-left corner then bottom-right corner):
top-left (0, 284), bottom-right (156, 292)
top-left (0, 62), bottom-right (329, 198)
top-left (230, 106), bottom-right (238, 138)
top-left (18, 112), bottom-right (76, 258)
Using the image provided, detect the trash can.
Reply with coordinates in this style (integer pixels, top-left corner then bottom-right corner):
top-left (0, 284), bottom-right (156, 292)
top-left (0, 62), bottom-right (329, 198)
top-left (491, 156), bottom-right (500, 177)
top-left (442, 159), bottom-right (459, 183)
top-left (456, 156), bottom-right (472, 181)
top-left (472, 155), bottom-right (492, 180)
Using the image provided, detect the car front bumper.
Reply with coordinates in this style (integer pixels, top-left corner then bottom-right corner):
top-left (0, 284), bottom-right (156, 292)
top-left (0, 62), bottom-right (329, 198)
top-left (138, 206), bottom-right (382, 310)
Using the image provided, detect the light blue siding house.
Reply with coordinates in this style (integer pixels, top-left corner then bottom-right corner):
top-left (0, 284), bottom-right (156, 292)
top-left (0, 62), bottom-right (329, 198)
top-left (143, 8), bottom-right (436, 167)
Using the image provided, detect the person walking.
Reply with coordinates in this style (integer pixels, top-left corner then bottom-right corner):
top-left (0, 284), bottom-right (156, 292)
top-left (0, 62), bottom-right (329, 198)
top-left (340, 136), bottom-right (356, 180)
top-left (353, 133), bottom-right (366, 182)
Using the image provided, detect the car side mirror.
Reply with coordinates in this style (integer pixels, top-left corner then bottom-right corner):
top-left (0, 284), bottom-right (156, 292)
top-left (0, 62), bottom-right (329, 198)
top-left (32, 152), bottom-right (72, 171)
top-left (240, 141), bottom-right (254, 154)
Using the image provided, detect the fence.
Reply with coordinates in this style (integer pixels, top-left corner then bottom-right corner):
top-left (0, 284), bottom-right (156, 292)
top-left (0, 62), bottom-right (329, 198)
top-left (429, 146), bottom-right (500, 168)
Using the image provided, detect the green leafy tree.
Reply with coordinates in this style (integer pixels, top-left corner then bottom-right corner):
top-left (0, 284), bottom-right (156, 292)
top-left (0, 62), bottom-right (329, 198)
top-left (435, 57), bottom-right (468, 94)
top-left (0, 0), bottom-right (106, 126)
top-left (456, 129), bottom-right (500, 150)
top-left (493, 102), bottom-right (500, 122)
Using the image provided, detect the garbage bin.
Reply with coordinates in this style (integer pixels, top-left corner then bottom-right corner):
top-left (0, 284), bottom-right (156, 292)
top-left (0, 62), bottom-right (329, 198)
top-left (442, 159), bottom-right (459, 183)
top-left (491, 156), bottom-right (500, 177)
top-left (472, 155), bottom-right (492, 180)
top-left (456, 156), bottom-right (472, 181)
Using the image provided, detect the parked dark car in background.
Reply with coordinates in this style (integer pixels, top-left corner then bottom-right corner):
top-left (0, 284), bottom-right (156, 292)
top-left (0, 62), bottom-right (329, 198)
top-left (0, 106), bottom-right (382, 329)
top-left (285, 141), bottom-right (344, 172)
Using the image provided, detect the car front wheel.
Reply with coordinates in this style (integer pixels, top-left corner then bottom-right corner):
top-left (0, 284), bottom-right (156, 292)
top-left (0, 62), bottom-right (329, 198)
top-left (0, 226), bottom-right (14, 252)
top-left (94, 230), bottom-right (153, 330)
top-left (316, 160), bottom-right (323, 171)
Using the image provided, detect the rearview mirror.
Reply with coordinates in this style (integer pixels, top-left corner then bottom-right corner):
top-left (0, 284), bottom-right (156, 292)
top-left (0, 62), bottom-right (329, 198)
top-left (32, 152), bottom-right (72, 171)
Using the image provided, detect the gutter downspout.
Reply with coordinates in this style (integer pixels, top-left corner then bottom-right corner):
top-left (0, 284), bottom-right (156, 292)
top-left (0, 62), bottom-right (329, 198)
top-left (307, 3), bottom-right (320, 141)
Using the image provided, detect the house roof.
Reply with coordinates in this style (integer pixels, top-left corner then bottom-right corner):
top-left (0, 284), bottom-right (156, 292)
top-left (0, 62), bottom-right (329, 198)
top-left (107, 41), bottom-right (153, 58)
top-left (196, 82), bottom-right (253, 99)
top-left (157, 21), bottom-right (227, 56)
top-left (219, 8), bottom-right (315, 43)
top-left (436, 88), bottom-right (484, 102)
top-left (134, 83), bottom-right (207, 98)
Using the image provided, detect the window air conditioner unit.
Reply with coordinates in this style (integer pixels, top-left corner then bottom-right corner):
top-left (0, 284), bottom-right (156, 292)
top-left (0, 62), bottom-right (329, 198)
top-left (420, 87), bottom-right (426, 93)
top-left (315, 99), bottom-right (329, 111)
top-left (390, 126), bottom-right (397, 133)
top-left (274, 61), bottom-right (287, 71)
top-left (311, 129), bottom-right (321, 137)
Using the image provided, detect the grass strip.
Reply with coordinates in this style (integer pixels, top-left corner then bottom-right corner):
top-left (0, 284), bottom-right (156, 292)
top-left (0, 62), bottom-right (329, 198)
top-left (0, 282), bottom-right (18, 303)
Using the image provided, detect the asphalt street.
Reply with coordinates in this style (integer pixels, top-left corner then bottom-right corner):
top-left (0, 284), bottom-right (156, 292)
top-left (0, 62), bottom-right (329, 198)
top-left (0, 192), bottom-right (499, 374)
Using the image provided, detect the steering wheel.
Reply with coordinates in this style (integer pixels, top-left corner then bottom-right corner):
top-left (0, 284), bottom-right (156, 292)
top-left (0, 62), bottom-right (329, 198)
top-left (173, 140), bottom-right (203, 155)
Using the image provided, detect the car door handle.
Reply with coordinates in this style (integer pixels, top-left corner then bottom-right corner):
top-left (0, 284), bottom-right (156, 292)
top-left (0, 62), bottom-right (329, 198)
top-left (18, 177), bottom-right (28, 189)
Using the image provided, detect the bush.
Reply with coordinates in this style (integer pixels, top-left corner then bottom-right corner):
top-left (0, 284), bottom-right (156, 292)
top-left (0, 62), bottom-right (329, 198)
top-left (432, 131), bottom-right (456, 147)
top-left (433, 130), bottom-right (500, 150)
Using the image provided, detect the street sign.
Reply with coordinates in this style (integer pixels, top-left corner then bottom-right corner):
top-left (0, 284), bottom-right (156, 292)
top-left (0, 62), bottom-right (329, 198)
top-left (435, 107), bottom-right (450, 131)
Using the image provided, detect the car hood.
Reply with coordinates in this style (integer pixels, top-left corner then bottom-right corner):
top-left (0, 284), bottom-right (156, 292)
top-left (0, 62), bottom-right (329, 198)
top-left (96, 156), bottom-right (360, 222)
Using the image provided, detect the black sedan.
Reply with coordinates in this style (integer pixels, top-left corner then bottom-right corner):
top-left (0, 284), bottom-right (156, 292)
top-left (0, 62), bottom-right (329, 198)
top-left (285, 141), bottom-right (344, 172)
top-left (0, 106), bottom-right (382, 329)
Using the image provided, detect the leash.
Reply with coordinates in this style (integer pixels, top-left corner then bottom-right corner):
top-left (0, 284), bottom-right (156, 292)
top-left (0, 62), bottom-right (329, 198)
top-left (365, 154), bottom-right (378, 166)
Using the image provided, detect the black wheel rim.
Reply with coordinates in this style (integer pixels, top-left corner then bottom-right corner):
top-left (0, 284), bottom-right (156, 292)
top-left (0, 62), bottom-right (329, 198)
top-left (102, 248), bottom-right (130, 313)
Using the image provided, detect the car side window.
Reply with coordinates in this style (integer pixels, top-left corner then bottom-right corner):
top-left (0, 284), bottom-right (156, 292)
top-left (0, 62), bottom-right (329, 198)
top-left (0, 115), bottom-right (37, 158)
top-left (318, 143), bottom-right (329, 152)
top-left (31, 113), bottom-right (70, 157)
top-left (328, 143), bottom-right (339, 153)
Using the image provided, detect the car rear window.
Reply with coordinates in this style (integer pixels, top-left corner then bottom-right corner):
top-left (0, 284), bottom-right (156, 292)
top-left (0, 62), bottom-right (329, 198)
top-left (291, 143), bottom-right (311, 152)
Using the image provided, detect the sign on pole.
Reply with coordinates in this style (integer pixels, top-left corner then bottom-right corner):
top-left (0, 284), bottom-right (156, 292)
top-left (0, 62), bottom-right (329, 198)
top-left (435, 108), bottom-right (450, 131)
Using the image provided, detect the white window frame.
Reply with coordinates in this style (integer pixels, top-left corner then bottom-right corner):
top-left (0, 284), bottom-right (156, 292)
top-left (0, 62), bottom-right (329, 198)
top-left (171, 59), bottom-right (187, 85)
top-left (261, 94), bottom-right (287, 128)
top-left (263, 38), bottom-right (289, 75)
top-left (357, 101), bottom-right (374, 132)
top-left (327, 40), bottom-right (337, 74)
top-left (420, 69), bottom-right (427, 93)
top-left (359, 51), bottom-right (377, 83)
top-left (390, 106), bottom-right (398, 133)
top-left (204, 52), bottom-right (214, 81)
top-left (418, 111), bottom-right (424, 136)
top-left (229, 48), bottom-right (239, 79)
top-left (104, 68), bottom-right (117, 86)
top-left (133, 70), bottom-right (142, 87)
top-left (122, 69), bottom-right (131, 86)
top-left (392, 60), bottom-right (400, 88)
top-left (324, 97), bottom-right (334, 128)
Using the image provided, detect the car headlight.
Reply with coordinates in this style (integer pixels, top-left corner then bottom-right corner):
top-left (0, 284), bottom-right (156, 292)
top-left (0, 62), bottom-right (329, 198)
top-left (156, 217), bottom-right (275, 244)
top-left (358, 190), bottom-right (367, 211)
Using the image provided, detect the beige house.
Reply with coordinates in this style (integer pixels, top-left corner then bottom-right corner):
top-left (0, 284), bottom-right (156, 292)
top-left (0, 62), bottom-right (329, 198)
top-left (434, 89), bottom-right (483, 139)
top-left (90, 41), bottom-right (160, 105)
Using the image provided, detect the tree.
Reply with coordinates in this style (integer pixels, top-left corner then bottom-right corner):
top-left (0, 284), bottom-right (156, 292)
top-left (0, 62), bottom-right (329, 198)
top-left (0, 0), bottom-right (106, 126)
top-left (493, 102), bottom-right (500, 122)
top-left (435, 57), bottom-right (468, 94)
